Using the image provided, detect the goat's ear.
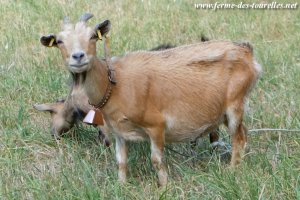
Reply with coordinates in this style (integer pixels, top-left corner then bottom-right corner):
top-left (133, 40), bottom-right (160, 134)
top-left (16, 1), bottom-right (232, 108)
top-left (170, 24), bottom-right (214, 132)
top-left (33, 103), bottom-right (57, 113)
top-left (94, 20), bottom-right (111, 40)
top-left (40, 34), bottom-right (57, 47)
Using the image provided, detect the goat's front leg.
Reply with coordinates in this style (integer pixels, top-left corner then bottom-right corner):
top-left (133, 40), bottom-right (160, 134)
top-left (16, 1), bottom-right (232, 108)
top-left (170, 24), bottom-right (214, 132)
top-left (115, 136), bottom-right (127, 183)
top-left (148, 126), bottom-right (168, 186)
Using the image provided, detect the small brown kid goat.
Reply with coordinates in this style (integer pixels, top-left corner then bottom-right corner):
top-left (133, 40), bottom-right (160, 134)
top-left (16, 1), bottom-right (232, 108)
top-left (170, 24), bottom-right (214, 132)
top-left (33, 85), bottom-right (110, 146)
top-left (40, 13), bottom-right (262, 186)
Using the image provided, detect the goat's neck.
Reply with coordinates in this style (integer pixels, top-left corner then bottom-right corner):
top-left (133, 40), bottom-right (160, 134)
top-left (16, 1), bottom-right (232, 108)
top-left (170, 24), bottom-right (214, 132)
top-left (83, 58), bottom-right (109, 107)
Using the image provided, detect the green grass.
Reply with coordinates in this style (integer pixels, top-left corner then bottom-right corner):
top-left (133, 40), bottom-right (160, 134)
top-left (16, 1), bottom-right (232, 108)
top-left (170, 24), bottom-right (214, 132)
top-left (1, 0), bottom-right (300, 199)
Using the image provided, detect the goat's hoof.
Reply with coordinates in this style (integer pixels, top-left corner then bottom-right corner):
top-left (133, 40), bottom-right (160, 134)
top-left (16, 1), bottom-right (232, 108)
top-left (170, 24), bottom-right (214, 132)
top-left (118, 177), bottom-right (126, 185)
top-left (52, 134), bottom-right (61, 140)
top-left (158, 180), bottom-right (168, 187)
top-left (230, 156), bottom-right (243, 167)
top-left (158, 172), bottom-right (168, 187)
top-left (104, 139), bottom-right (111, 147)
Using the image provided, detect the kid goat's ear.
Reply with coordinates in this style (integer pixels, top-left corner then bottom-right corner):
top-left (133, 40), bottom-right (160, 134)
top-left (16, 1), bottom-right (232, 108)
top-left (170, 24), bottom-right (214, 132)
top-left (94, 20), bottom-right (111, 40)
top-left (40, 34), bottom-right (57, 47)
top-left (33, 103), bottom-right (57, 113)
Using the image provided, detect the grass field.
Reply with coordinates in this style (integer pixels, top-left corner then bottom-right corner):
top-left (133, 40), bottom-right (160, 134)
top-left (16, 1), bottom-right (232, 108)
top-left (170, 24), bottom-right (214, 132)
top-left (0, 0), bottom-right (300, 199)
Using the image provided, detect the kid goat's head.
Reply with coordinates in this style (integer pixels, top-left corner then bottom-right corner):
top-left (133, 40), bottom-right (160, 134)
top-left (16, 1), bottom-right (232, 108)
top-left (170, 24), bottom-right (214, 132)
top-left (40, 13), bottom-right (111, 73)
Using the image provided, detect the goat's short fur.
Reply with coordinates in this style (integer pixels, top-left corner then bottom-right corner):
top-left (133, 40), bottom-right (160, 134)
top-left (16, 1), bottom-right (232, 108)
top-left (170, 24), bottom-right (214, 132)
top-left (40, 13), bottom-right (262, 186)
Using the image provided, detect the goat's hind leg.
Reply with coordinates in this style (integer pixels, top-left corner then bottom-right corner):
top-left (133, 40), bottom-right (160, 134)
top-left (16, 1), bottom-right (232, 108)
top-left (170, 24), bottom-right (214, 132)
top-left (190, 130), bottom-right (220, 150)
top-left (209, 130), bottom-right (220, 144)
top-left (226, 105), bottom-right (247, 167)
top-left (225, 62), bottom-right (254, 166)
top-left (231, 123), bottom-right (247, 166)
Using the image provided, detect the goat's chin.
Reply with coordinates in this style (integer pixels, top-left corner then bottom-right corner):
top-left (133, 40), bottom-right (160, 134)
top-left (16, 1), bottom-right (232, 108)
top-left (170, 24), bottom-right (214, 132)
top-left (69, 64), bottom-right (90, 73)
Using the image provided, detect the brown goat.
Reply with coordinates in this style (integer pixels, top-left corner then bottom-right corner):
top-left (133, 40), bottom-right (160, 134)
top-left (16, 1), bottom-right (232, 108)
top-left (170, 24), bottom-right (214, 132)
top-left (34, 44), bottom-right (217, 146)
top-left (40, 13), bottom-right (261, 186)
top-left (34, 43), bottom-right (179, 138)
top-left (34, 40), bottom-right (221, 147)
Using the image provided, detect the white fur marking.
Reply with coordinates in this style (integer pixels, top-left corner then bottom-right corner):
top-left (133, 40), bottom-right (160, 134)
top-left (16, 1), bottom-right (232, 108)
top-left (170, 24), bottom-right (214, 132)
top-left (151, 142), bottom-right (162, 164)
top-left (111, 56), bottom-right (118, 62)
top-left (226, 107), bottom-right (237, 134)
top-left (164, 114), bottom-right (176, 130)
top-left (254, 59), bottom-right (262, 76)
top-left (210, 140), bottom-right (226, 148)
top-left (115, 137), bottom-right (126, 164)
top-left (244, 99), bottom-right (250, 114)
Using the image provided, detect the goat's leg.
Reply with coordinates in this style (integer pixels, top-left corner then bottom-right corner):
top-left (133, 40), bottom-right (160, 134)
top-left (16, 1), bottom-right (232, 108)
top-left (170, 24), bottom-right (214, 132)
top-left (225, 63), bottom-right (254, 166)
top-left (190, 130), bottom-right (219, 148)
top-left (231, 123), bottom-right (247, 166)
top-left (98, 128), bottom-right (111, 147)
top-left (140, 106), bottom-right (168, 186)
top-left (226, 105), bottom-right (247, 166)
top-left (148, 125), bottom-right (168, 186)
top-left (115, 136), bottom-right (127, 183)
top-left (209, 130), bottom-right (219, 143)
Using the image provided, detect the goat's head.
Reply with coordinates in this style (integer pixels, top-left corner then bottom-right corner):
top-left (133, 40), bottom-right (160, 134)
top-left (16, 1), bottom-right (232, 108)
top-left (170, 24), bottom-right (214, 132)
top-left (40, 13), bottom-right (111, 73)
top-left (33, 100), bottom-right (84, 138)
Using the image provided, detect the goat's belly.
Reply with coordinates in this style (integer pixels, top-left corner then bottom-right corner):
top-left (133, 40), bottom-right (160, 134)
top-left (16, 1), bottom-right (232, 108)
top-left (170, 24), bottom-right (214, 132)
top-left (116, 130), bottom-right (148, 141)
top-left (114, 126), bottom-right (215, 143)
top-left (108, 115), bottom-right (220, 142)
top-left (110, 118), bottom-right (149, 141)
top-left (165, 124), bottom-right (217, 143)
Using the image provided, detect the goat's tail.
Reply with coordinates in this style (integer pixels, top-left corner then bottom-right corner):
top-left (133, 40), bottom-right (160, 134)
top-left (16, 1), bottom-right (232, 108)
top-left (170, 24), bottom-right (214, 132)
top-left (234, 41), bottom-right (253, 54)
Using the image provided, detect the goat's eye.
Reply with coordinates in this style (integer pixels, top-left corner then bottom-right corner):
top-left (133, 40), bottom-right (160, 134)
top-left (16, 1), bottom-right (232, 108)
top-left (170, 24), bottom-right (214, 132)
top-left (56, 40), bottom-right (63, 45)
top-left (90, 34), bottom-right (98, 40)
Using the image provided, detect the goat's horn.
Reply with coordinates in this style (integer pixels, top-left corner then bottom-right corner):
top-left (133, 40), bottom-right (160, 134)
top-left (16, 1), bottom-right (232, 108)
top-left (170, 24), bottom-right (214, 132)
top-left (63, 16), bottom-right (70, 24)
top-left (79, 13), bottom-right (94, 22)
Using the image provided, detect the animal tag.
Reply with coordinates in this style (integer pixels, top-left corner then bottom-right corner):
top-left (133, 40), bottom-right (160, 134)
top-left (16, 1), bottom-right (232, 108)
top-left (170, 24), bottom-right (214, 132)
top-left (97, 30), bottom-right (102, 40)
top-left (83, 109), bottom-right (104, 125)
top-left (49, 38), bottom-right (55, 47)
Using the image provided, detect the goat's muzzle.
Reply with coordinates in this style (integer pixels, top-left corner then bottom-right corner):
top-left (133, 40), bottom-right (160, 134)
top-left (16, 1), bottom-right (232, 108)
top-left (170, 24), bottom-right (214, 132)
top-left (72, 52), bottom-right (85, 62)
top-left (68, 51), bottom-right (90, 73)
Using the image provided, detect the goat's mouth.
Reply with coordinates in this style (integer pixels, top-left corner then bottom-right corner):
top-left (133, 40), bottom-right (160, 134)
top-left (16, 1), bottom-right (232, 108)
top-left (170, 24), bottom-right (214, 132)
top-left (69, 62), bottom-right (90, 73)
top-left (70, 62), bottom-right (89, 68)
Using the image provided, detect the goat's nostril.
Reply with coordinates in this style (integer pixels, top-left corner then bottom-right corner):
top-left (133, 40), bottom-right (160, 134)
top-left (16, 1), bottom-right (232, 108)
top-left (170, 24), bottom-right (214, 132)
top-left (72, 52), bottom-right (85, 61)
